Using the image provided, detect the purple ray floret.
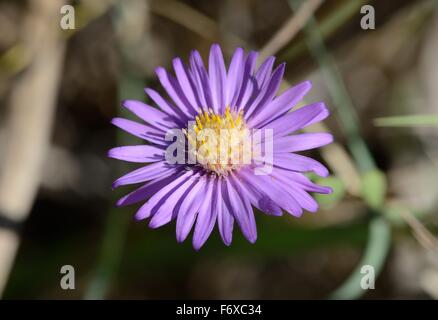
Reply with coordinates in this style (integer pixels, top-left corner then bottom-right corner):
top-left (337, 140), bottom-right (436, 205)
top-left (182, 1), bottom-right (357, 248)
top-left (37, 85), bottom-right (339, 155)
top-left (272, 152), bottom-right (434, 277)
top-left (109, 44), bottom-right (333, 250)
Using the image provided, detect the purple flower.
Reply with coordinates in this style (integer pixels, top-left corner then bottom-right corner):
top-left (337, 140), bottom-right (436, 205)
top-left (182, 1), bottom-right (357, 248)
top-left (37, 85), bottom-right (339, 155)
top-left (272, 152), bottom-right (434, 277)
top-left (109, 44), bottom-right (333, 250)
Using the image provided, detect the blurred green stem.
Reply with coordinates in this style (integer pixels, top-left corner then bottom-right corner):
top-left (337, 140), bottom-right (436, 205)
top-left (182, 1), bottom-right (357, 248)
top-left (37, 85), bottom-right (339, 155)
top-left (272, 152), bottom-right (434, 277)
top-left (288, 0), bottom-right (391, 300)
top-left (84, 209), bottom-right (129, 299)
top-left (288, 0), bottom-right (375, 173)
top-left (330, 216), bottom-right (391, 299)
top-left (84, 0), bottom-right (149, 299)
top-left (280, 0), bottom-right (367, 62)
top-left (84, 71), bottom-right (144, 299)
top-left (374, 114), bottom-right (438, 127)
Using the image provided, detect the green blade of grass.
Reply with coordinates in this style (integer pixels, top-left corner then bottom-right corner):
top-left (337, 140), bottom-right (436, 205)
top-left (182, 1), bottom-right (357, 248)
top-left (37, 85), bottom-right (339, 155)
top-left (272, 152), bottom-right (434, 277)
top-left (374, 114), bottom-right (438, 127)
top-left (288, 0), bottom-right (376, 173)
top-left (287, 0), bottom-right (391, 300)
top-left (329, 216), bottom-right (391, 300)
top-left (280, 0), bottom-right (367, 62)
top-left (84, 71), bottom-right (144, 300)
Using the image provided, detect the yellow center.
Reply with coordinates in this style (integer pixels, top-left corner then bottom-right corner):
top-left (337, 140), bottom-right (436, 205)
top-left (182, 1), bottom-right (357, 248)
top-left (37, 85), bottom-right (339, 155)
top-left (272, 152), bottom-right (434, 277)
top-left (186, 106), bottom-right (251, 176)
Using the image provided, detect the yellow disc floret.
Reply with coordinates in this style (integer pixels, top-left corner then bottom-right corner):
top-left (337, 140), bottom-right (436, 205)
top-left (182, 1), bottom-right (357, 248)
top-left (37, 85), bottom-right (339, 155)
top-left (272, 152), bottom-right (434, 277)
top-left (186, 106), bottom-right (251, 176)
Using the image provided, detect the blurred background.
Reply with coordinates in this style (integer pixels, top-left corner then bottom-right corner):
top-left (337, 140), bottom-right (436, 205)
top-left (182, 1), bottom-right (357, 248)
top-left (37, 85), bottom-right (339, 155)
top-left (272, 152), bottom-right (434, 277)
top-left (1, 0), bottom-right (438, 299)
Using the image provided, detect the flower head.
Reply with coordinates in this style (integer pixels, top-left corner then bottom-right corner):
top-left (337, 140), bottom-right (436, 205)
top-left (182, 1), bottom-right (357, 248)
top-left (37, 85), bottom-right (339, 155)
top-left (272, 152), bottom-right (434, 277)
top-left (109, 44), bottom-right (333, 250)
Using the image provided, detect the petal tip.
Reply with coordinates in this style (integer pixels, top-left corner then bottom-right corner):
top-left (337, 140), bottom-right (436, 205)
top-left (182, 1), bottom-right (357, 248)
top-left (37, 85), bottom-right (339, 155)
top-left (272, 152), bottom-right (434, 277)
top-left (115, 198), bottom-right (126, 207)
top-left (136, 212), bottom-right (148, 221)
top-left (317, 168), bottom-right (330, 178)
top-left (247, 235), bottom-right (257, 244)
top-left (303, 80), bottom-right (312, 88)
top-left (176, 233), bottom-right (186, 244)
top-left (110, 117), bottom-right (124, 128)
top-left (326, 133), bottom-right (334, 144)
top-left (111, 181), bottom-right (120, 190)
top-left (107, 148), bottom-right (116, 159)
top-left (325, 186), bottom-right (334, 194)
top-left (210, 43), bottom-right (221, 51)
top-left (155, 66), bottom-right (165, 76)
top-left (192, 240), bottom-right (205, 251)
top-left (121, 99), bottom-right (136, 109)
top-left (223, 239), bottom-right (232, 246)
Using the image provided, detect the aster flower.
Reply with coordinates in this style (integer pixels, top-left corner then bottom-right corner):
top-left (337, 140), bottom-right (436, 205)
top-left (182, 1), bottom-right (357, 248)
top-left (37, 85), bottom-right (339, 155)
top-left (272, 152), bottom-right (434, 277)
top-left (109, 44), bottom-right (333, 250)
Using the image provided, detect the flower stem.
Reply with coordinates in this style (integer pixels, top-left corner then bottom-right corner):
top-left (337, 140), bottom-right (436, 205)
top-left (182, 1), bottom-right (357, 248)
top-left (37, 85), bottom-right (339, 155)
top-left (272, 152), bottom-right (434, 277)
top-left (84, 71), bottom-right (145, 299)
top-left (288, 0), bottom-right (376, 173)
top-left (287, 0), bottom-right (391, 300)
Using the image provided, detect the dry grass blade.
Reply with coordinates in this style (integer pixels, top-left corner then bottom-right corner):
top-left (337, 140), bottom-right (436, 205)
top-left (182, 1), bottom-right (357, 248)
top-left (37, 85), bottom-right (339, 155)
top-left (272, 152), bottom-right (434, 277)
top-left (0, 0), bottom-right (67, 296)
top-left (397, 204), bottom-right (438, 252)
top-left (150, 0), bottom-right (247, 51)
top-left (259, 0), bottom-right (324, 60)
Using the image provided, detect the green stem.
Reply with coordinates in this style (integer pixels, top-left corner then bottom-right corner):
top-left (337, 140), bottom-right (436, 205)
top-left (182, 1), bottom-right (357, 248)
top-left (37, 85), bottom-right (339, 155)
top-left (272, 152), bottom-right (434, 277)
top-left (288, 0), bottom-right (375, 172)
top-left (84, 71), bottom-right (145, 299)
top-left (374, 114), bottom-right (438, 127)
top-left (288, 0), bottom-right (391, 300)
top-left (329, 215), bottom-right (391, 299)
top-left (280, 0), bottom-right (367, 62)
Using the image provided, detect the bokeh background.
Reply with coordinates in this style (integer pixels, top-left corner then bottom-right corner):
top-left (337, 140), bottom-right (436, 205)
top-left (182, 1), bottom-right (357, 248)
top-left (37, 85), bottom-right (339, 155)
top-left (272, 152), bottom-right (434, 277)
top-left (1, 0), bottom-right (438, 299)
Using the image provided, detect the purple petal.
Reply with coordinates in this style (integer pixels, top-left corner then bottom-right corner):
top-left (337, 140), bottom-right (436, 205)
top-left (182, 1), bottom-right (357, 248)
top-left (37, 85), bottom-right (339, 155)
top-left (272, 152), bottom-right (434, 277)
top-left (226, 48), bottom-right (244, 108)
top-left (111, 118), bottom-right (166, 146)
top-left (144, 88), bottom-right (187, 123)
top-left (136, 170), bottom-right (195, 220)
top-left (239, 169), bottom-right (302, 217)
top-left (239, 77), bottom-right (255, 112)
top-left (112, 161), bottom-right (173, 188)
top-left (108, 145), bottom-right (164, 163)
top-left (192, 178), bottom-right (216, 250)
top-left (270, 170), bottom-right (319, 212)
top-left (235, 51), bottom-right (258, 111)
top-left (248, 80), bottom-right (312, 128)
top-left (155, 67), bottom-right (197, 117)
top-left (272, 153), bottom-right (329, 177)
top-left (273, 133), bottom-right (333, 153)
top-left (208, 44), bottom-right (227, 114)
top-left (245, 63), bottom-right (285, 119)
top-left (272, 168), bottom-right (332, 194)
top-left (264, 102), bottom-right (329, 137)
top-left (216, 179), bottom-right (234, 245)
top-left (122, 100), bottom-right (177, 131)
top-left (147, 186), bottom-right (188, 227)
top-left (224, 177), bottom-right (257, 243)
top-left (235, 170), bottom-right (282, 216)
top-left (173, 57), bottom-right (199, 110)
top-left (189, 50), bottom-right (213, 112)
top-left (175, 176), bottom-right (206, 243)
top-left (254, 56), bottom-right (275, 91)
top-left (116, 171), bottom-right (181, 207)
